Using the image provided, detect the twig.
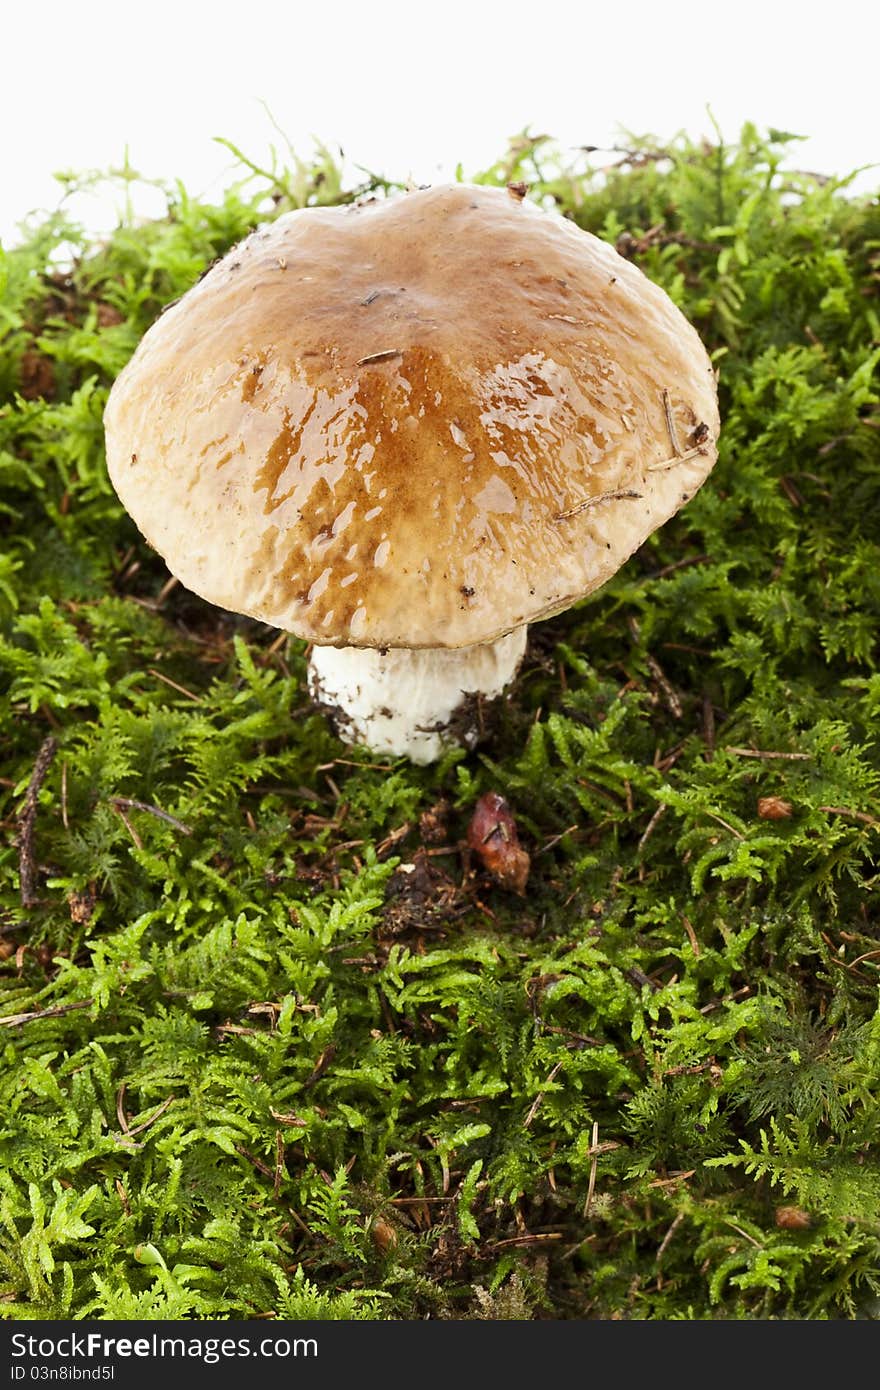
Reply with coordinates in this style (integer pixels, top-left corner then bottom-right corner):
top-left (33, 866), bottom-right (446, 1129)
top-left (817, 805), bottom-right (879, 828)
top-left (705, 810), bottom-right (745, 840)
top-left (645, 653), bottom-right (683, 718)
top-left (625, 965), bottom-right (661, 992)
top-left (699, 984), bottom-right (751, 1015)
top-left (645, 444), bottom-right (707, 472)
top-left (845, 948), bottom-right (880, 971)
top-left (724, 746), bottom-right (810, 761)
top-left (637, 805), bottom-right (666, 857)
top-left (523, 1061), bottom-right (564, 1129)
top-left (108, 797), bottom-right (193, 836)
top-left (724, 1219), bottom-right (762, 1249)
top-left (661, 641), bottom-right (713, 656)
top-left (540, 1024), bottom-right (603, 1048)
top-left (288, 1208), bottom-right (313, 1238)
top-left (682, 915), bottom-right (701, 957)
top-left (61, 761), bottom-right (69, 831)
top-left (0, 998), bottom-right (92, 1028)
top-left (656, 1211), bottom-right (685, 1262)
top-left (316, 758), bottom-right (396, 772)
top-left (269, 1108), bottom-right (308, 1127)
top-left (583, 144), bottom-right (673, 169)
top-left (388, 1195), bottom-right (454, 1205)
top-left (656, 739), bottom-right (688, 774)
top-left (147, 668), bottom-right (201, 702)
top-left (126, 1095), bottom-right (175, 1138)
top-left (274, 1130), bottom-right (284, 1201)
top-left (647, 1168), bottom-right (696, 1188)
top-left (374, 823), bottom-right (412, 858)
top-left (302, 1044), bottom-right (338, 1090)
top-left (555, 489), bottom-right (642, 521)
top-left (583, 1121), bottom-right (600, 1216)
top-left (110, 803), bottom-right (143, 851)
top-left (111, 545), bottom-right (137, 587)
top-left (662, 388), bottom-right (683, 457)
top-left (18, 736), bottom-right (58, 907)
top-left (116, 1082), bottom-right (130, 1134)
top-left (155, 575), bottom-right (180, 607)
top-left (357, 349), bottom-right (402, 365)
top-left (485, 1232), bottom-right (563, 1250)
top-left (817, 433), bottom-right (853, 457)
top-left (236, 1144), bottom-right (274, 1178)
top-left (614, 223), bottom-right (723, 252)
top-left (649, 554), bottom-right (709, 580)
top-left (663, 1061), bottom-right (721, 1079)
top-left (538, 825), bottom-right (580, 855)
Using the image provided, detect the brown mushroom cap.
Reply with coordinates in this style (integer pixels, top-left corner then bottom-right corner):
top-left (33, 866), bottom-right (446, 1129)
top-left (104, 183), bottom-right (719, 649)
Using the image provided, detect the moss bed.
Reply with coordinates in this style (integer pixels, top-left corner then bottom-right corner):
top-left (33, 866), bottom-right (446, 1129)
top-left (1, 126), bottom-right (879, 1320)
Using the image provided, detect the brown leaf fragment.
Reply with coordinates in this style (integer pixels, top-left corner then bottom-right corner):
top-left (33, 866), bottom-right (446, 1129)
top-left (68, 884), bottom-right (97, 925)
top-left (19, 349), bottom-right (56, 401)
top-left (775, 1205), bottom-right (811, 1230)
top-left (466, 792), bottom-right (530, 895)
top-left (96, 303), bottom-right (124, 328)
top-left (757, 796), bottom-right (793, 821)
top-left (419, 800), bottom-right (450, 846)
top-left (371, 1216), bottom-right (399, 1254)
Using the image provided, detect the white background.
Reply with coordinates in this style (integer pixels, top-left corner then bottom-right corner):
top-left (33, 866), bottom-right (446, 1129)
top-left (1, 0), bottom-right (877, 248)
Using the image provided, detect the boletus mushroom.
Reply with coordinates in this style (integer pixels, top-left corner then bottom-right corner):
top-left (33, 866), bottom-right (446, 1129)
top-left (104, 183), bottom-right (719, 763)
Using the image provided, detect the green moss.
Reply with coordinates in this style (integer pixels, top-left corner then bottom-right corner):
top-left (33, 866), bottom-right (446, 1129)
top-left (1, 126), bottom-right (879, 1320)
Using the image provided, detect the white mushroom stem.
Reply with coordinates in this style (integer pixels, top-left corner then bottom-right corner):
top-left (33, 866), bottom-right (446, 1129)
top-left (308, 627), bottom-right (528, 765)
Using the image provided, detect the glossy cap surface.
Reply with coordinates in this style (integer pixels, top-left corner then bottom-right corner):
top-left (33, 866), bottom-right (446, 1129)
top-left (104, 184), bottom-right (719, 648)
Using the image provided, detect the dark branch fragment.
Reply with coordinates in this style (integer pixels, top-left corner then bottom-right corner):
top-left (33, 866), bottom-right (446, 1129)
top-left (17, 736), bottom-right (58, 908)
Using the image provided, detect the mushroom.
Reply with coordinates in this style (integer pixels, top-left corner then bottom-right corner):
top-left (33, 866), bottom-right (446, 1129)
top-left (103, 183), bottom-right (719, 764)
